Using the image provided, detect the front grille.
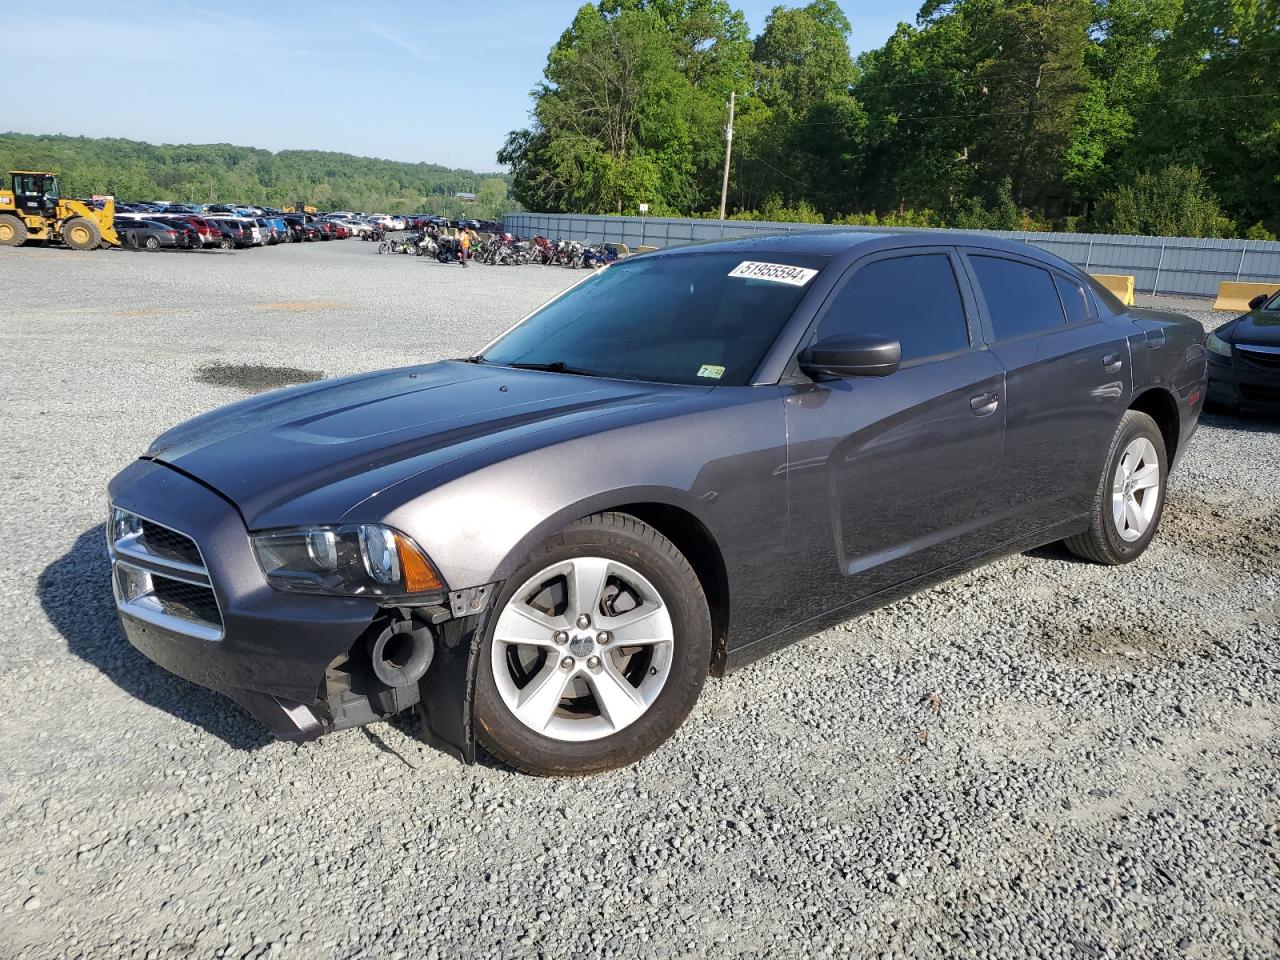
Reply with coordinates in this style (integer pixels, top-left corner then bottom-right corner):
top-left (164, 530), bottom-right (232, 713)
top-left (1236, 346), bottom-right (1280, 371)
top-left (152, 576), bottom-right (222, 625)
top-left (109, 507), bottom-right (223, 640)
top-left (140, 520), bottom-right (203, 567)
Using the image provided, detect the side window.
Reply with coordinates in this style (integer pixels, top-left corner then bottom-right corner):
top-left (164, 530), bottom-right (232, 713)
top-left (815, 254), bottom-right (970, 364)
top-left (970, 255), bottom-right (1066, 340)
top-left (1054, 274), bottom-right (1089, 324)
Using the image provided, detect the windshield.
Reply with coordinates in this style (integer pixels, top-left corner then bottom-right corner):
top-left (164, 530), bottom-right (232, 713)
top-left (480, 251), bottom-right (829, 385)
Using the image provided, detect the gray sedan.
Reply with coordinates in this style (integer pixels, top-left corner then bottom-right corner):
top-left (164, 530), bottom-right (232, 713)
top-left (106, 231), bottom-right (1208, 775)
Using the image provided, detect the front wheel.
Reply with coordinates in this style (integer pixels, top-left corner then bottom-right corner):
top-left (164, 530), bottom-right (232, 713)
top-left (475, 512), bottom-right (711, 776)
top-left (62, 217), bottom-right (101, 250)
top-left (1062, 410), bottom-right (1167, 564)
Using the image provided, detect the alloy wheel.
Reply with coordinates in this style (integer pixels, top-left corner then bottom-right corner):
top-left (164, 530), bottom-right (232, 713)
top-left (1111, 436), bottom-right (1161, 542)
top-left (490, 556), bottom-right (674, 742)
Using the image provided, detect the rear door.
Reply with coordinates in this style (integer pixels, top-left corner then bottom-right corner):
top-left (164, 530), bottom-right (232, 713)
top-left (960, 249), bottom-right (1131, 531)
top-left (781, 247), bottom-right (1007, 624)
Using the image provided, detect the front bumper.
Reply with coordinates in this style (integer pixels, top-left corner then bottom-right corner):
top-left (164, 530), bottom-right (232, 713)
top-left (106, 459), bottom-right (485, 759)
top-left (108, 459), bottom-right (378, 737)
top-left (1207, 349), bottom-right (1280, 410)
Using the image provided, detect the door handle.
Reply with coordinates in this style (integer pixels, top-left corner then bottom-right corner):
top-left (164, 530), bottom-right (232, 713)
top-left (1103, 353), bottom-right (1124, 373)
top-left (969, 392), bottom-right (999, 416)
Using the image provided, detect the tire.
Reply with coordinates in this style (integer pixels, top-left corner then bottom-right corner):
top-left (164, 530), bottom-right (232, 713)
top-left (219, 237), bottom-right (233, 250)
top-left (144, 235), bottom-right (160, 251)
top-left (62, 217), bottom-right (101, 250)
top-left (0, 213), bottom-right (27, 246)
top-left (475, 512), bottom-right (712, 776)
top-left (1063, 410), bottom-right (1167, 564)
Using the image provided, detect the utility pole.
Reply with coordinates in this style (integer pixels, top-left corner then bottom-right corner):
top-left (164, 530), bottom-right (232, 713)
top-left (718, 90), bottom-right (735, 221)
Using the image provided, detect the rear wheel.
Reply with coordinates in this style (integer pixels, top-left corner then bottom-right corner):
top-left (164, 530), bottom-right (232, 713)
top-left (1063, 410), bottom-right (1167, 564)
top-left (475, 512), bottom-right (711, 776)
top-left (62, 217), bottom-right (101, 250)
top-left (0, 214), bottom-right (27, 246)
top-left (144, 235), bottom-right (160, 251)
top-left (219, 236), bottom-right (233, 250)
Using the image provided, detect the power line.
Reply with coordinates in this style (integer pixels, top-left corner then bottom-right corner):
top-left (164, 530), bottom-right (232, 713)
top-left (791, 89), bottom-right (1280, 127)
top-left (736, 149), bottom-right (809, 187)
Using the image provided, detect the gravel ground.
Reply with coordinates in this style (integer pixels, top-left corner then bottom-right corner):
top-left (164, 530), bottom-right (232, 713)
top-left (1, 241), bottom-right (1277, 960)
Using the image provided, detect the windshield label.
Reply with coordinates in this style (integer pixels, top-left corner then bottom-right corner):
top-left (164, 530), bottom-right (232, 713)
top-left (727, 261), bottom-right (818, 286)
top-left (697, 364), bottom-right (726, 380)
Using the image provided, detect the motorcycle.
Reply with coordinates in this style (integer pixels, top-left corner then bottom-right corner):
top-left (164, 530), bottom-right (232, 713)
top-left (435, 234), bottom-right (467, 265)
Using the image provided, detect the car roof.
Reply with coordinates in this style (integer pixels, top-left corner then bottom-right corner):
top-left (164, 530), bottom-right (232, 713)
top-left (639, 228), bottom-right (1077, 272)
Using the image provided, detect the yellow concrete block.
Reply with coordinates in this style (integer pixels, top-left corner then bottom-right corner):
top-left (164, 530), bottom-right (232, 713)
top-left (1213, 280), bottom-right (1280, 313)
top-left (1090, 273), bottom-right (1135, 306)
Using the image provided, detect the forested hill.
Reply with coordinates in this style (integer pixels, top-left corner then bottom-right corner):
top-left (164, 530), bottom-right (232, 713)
top-left (0, 133), bottom-right (513, 217)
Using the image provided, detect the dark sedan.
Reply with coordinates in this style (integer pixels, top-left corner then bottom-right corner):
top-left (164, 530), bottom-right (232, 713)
top-left (1206, 290), bottom-right (1280, 411)
top-left (114, 219), bottom-right (180, 250)
top-left (106, 232), bottom-right (1206, 775)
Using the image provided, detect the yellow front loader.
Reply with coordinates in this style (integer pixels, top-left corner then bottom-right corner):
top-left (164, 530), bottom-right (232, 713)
top-left (0, 171), bottom-right (118, 249)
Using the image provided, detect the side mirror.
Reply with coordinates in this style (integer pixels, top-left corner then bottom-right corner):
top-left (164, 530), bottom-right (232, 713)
top-left (798, 334), bottom-right (902, 379)
top-left (1248, 294), bottom-right (1269, 311)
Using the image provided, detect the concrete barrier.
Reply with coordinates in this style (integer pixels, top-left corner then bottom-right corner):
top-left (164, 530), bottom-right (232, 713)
top-left (1212, 280), bottom-right (1280, 312)
top-left (1090, 273), bottom-right (1135, 305)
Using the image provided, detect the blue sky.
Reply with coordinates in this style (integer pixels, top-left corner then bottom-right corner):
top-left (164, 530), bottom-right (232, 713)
top-left (2, 1), bottom-right (919, 172)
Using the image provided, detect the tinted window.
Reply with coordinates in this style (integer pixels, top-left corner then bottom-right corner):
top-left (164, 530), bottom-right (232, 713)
top-left (1054, 275), bottom-right (1089, 324)
top-left (482, 252), bottom-right (829, 385)
top-left (815, 254), bottom-right (970, 363)
top-left (971, 255), bottom-right (1066, 340)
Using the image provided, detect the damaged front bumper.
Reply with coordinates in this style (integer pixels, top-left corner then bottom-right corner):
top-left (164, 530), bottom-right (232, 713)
top-left (106, 458), bottom-right (488, 761)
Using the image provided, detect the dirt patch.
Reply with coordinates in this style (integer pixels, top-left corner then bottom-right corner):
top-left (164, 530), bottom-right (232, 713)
top-left (252, 300), bottom-right (345, 312)
top-left (1160, 489), bottom-right (1280, 572)
top-left (195, 363), bottom-right (324, 392)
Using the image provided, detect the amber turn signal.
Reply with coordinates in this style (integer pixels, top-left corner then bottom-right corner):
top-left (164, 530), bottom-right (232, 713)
top-left (395, 532), bottom-right (445, 593)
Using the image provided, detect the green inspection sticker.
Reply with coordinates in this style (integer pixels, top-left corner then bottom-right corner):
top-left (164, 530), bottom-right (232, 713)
top-left (697, 364), bottom-right (725, 380)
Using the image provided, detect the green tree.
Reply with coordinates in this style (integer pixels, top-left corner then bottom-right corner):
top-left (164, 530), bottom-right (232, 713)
top-left (1095, 164), bottom-right (1234, 236)
top-left (501, 4), bottom-right (696, 214)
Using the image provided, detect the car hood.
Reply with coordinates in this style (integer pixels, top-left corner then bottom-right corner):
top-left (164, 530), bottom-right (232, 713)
top-left (1225, 309), bottom-right (1280, 346)
top-left (148, 360), bottom-right (694, 528)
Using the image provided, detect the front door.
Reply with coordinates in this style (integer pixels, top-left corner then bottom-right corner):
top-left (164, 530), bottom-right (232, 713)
top-left (780, 248), bottom-right (1008, 627)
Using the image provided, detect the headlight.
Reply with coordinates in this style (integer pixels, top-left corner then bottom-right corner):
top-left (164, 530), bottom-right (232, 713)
top-left (252, 524), bottom-right (445, 597)
top-left (1206, 331), bottom-right (1233, 358)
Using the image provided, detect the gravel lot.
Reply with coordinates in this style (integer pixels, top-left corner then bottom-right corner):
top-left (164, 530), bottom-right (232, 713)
top-left (1, 240), bottom-right (1277, 959)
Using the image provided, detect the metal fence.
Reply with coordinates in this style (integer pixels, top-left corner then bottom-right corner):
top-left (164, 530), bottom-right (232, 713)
top-left (503, 212), bottom-right (1280, 300)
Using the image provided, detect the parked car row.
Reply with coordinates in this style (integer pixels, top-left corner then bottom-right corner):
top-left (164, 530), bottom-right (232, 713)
top-left (108, 201), bottom-right (494, 252)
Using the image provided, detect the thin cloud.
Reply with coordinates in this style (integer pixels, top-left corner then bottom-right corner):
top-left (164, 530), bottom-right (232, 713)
top-left (367, 23), bottom-right (423, 60)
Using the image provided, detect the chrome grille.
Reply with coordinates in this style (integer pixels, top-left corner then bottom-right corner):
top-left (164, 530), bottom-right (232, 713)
top-left (108, 507), bottom-right (224, 641)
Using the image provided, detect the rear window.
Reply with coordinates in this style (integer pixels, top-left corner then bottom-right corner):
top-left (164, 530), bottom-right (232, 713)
top-left (970, 255), bottom-right (1066, 340)
top-left (482, 251), bottom-right (829, 385)
top-left (1054, 275), bottom-right (1090, 324)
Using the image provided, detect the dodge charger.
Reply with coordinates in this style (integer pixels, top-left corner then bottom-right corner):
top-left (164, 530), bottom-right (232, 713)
top-left (107, 232), bottom-right (1207, 775)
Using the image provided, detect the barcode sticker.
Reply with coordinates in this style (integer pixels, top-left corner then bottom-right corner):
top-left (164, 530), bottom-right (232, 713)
top-left (727, 261), bottom-right (818, 286)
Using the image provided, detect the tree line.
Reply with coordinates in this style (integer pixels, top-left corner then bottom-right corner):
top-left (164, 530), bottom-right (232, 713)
top-left (500, 0), bottom-right (1280, 238)
top-left (0, 133), bottom-right (513, 218)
